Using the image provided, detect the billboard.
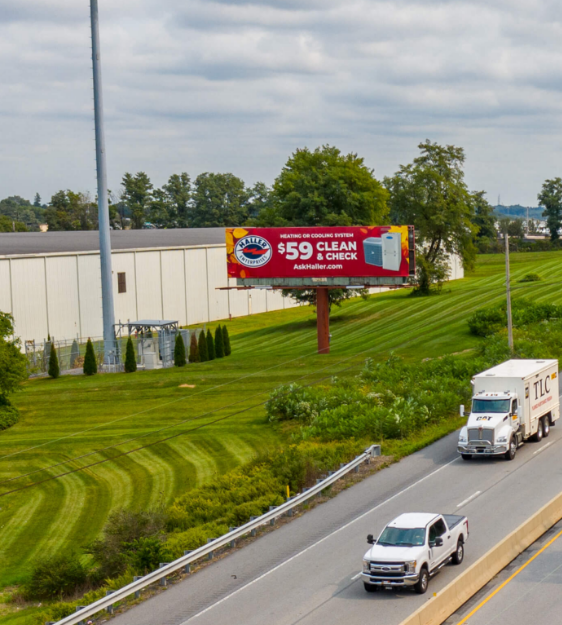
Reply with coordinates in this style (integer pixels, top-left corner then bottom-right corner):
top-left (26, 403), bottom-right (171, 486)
top-left (226, 226), bottom-right (415, 280)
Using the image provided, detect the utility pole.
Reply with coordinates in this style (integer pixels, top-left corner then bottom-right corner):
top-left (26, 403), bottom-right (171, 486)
top-left (505, 227), bottom-right (514, 352)
top-left (90, 0), bottom-right (116, 364)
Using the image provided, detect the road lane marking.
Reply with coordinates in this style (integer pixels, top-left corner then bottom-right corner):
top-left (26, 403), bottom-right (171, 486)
top-left (351, 572), bottom-right (362, 580)
top-left (456, 528), bottom-right (562, 625)
top-left (181, 457), bottom-right (459, 623)
top-left (533, 441), bottom-right (553, 455)
top-left (457, 491), bottom-right (481, 508)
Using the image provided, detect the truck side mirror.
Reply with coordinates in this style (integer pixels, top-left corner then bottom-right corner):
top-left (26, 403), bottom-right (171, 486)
top-left (435, 537), bottom-right (443, 547)
top-left (367, 534), bottom-right (375, 544)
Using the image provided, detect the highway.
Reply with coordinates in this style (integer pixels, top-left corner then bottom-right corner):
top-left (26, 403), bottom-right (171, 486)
top-left (112, 426), bottom-right (562, 625)
top-left (445, 518), bottom-right (562, 625)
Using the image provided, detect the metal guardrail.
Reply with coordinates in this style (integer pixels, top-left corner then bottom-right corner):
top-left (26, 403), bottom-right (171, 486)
top-left (53, 444), bottom-right (381, 625)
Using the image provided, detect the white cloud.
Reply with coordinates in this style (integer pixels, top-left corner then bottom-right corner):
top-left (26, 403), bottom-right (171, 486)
top-left (1, 0), bottom-right (562, 205)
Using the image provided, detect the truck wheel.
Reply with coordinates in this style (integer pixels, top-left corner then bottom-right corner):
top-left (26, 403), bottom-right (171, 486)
top-left (414, 567), bottom-right (429, 594)
top-left (505, 437), bottom-right (517, 461)
top-left (543, 417), bottom-right (550, 438)
top-left (461, 454), bottom-right (472, 461)
top-left (364, 582), bottom-right (378, 593)
top-left (452, 538), bottom-right (464, 565)
top-left (532, 419), bottom-right (543, 442)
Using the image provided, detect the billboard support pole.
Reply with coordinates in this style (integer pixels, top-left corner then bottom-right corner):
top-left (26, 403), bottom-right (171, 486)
top-left (316, 288), bottom-right (330, 354)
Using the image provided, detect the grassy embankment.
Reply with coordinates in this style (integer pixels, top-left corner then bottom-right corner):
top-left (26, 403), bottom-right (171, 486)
top-left (0, 251), bottom-right (561, 597)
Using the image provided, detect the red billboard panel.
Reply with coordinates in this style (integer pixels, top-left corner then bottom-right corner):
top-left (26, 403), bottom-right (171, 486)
top-left (226, 226), bottom-right (414, 279)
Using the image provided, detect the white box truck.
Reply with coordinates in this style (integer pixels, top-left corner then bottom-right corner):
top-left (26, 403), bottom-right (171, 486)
top-left (458, 359), bottom-right (559, 461)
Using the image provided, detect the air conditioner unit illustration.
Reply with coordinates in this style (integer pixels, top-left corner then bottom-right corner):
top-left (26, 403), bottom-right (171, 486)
top-left (363, 238), bottom-right (383, 267)
top-left (363, 233), bottom-right (402, 271)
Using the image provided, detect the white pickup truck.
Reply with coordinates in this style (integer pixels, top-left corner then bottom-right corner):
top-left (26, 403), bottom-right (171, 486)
top-left (362, 512), bottom-right (469, 594)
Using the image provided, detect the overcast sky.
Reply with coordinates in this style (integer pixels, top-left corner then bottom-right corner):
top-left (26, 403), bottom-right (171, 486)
top-left (1, 0), bottom-right (561, 206)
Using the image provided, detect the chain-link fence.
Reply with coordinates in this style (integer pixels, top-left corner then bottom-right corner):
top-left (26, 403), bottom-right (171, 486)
top-left (24, 328), bottom-right (205, 377)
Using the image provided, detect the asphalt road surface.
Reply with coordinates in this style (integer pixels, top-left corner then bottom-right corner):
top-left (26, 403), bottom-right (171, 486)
top-left (445, 518), bottom-right (562, 625)
top-left (112, 426), bottom-right (562, 625)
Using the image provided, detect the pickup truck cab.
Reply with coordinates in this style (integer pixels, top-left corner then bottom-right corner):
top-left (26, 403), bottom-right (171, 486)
top-left (362, 512), bottom-right (469, 594)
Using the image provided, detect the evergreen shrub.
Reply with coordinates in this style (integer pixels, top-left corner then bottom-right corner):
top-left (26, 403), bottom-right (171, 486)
top-left (215, 325), bottom-right (224, 358)
top-left (188, 333), bottom-right (200, 363)
top-left (83, 339), bottom-right (97, 376)
top-left (198, 329), bottom-right (208, 362)
top-left (206, 329), bottom-right (215, 360)
top-left (222, 325), bottom-right (231, 356)
top-left (174, 333), bottom-right (186, 367)
top-left (48, 342), bottom-right (60, 379)
top-left (0, 396), bottom-right (19, 431)
top-left (125, 337), bottom-right (137, 373)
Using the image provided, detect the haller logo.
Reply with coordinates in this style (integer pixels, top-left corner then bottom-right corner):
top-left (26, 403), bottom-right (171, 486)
top-left (234, 236), bottom-right (272, 268)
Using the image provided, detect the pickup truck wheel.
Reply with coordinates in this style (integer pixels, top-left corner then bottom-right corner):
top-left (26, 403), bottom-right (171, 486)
top-left (461, 454), bottom-right (472, 461)
top-left (543, 417), bottom-right (550, 438)
top-left (452, 538), bottom-right (464, 565)
top-left (532, 419), bottom-right (543, 442)
top-left (505, 437), bottom-right (517, 461)
top-left (363, 582), bottom-right (378, 593)
top-left (414, 567), bottom-right (429, 594)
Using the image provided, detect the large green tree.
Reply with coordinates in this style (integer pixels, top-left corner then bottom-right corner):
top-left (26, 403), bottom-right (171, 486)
top-left (0, 215), bottom-right (27, 232)
top-left (0, 196), bottom-right (44, 229)
top-left (44, 191), bottom-right (98, 231)
top-left (271, 145), bottom-right (388, 226)
top-left (0, 312), bottom-right (27, 399)
top-left (472, 191), bottom-right (497, 239)
top-left (190, 173), bottom-right (249, 227)
top-left (538, 177), bottom-right (562, 240)
top-left (122, 172), bottom-right (153, 229)
top-left (268, 145), bottom-right (388, 310)
top-left (163, 173), bottom-right (191, 227)
top-left (385, 140), bottom-right (477, 294)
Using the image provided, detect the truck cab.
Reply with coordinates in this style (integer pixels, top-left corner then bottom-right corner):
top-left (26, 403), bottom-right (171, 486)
top-left (458, 391), bottom-right (520, 459)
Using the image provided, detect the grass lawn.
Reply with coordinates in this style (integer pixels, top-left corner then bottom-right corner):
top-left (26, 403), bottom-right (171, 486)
top-left (1, 251), bottom-right (561, 589)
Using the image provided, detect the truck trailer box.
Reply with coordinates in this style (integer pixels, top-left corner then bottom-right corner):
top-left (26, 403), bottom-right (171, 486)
top-left (472, 359), bottom-right (559, 432)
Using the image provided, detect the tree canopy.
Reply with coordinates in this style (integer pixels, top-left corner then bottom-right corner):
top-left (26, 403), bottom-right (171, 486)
top-left (190, 172), bottom-right (250, 228)
top-left (45, 191), bottom-right (98, 231)
top-left (0, 312), bottom-right (27, 398)
top-left (472, 191), bottom-right (497, 240)
top-left (538, 177), bottom-right (562, 240)
top-left (269, 145), bottom-right (388, 226)
top-left (385, 140), bottom-right (478, 293)
top-left (122, 172), bottom-right (153, 229)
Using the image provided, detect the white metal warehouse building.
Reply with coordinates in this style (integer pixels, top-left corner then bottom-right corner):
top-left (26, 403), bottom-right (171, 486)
top-left (0, 229), bottom-right (463, 344)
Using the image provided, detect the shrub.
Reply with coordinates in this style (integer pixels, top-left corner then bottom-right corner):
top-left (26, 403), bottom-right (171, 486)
top-left (206, 329), bottom-right (215, 360)
top-left (0, 396), bottom-right (19, 431)
top-left (24, 552), bottom-right (87, 600)
top-left (215, 325), bottom-right (225, 358)
top-left (188, 333), bottom-right (200, 363)
top-left (123, 536), bottom-right (170, 575)
top-left (83, 339), bottom-right (97, 376)
top-left (88, 509), bottom-right (167, 579)
top-left (174, 333), bottom-right (186, 367)
top-left (48, 342), bottom-right (60, 379)
top-left (125, 337), bottom-right (137, 373)
top-left (69, 339), bottom-right (80, 369)
top-left (198, 329), bottom-right (208, 362)
top-left (222, 325), bottom-right (231, 356)
top-left (519, 273), bottom-right (541, 283)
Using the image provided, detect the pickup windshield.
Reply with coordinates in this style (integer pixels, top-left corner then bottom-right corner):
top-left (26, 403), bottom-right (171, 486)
top-left (377, 527), bottom-right (425, 547)
top-left (472, 399), bottom-right (510, 413)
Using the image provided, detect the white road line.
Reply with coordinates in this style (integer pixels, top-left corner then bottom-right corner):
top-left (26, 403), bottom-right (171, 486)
top-left (181, 457), bottom-right (459, 623)
top-left (534, 441), bottom-right (553, 455)
top-left (351, 572), bottom-right (362, 581)
top-left (456, 491), bottom-right (481, 508)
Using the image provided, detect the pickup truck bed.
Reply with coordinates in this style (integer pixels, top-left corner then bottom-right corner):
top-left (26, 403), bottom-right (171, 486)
top-left (443, 514), bottom-right (465, 531)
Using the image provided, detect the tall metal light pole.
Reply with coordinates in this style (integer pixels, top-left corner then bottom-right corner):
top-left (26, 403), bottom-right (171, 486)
top-left (505, 228), bottom-right (514, 352)
top-left (90, 0), bottom-right (116, 364)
